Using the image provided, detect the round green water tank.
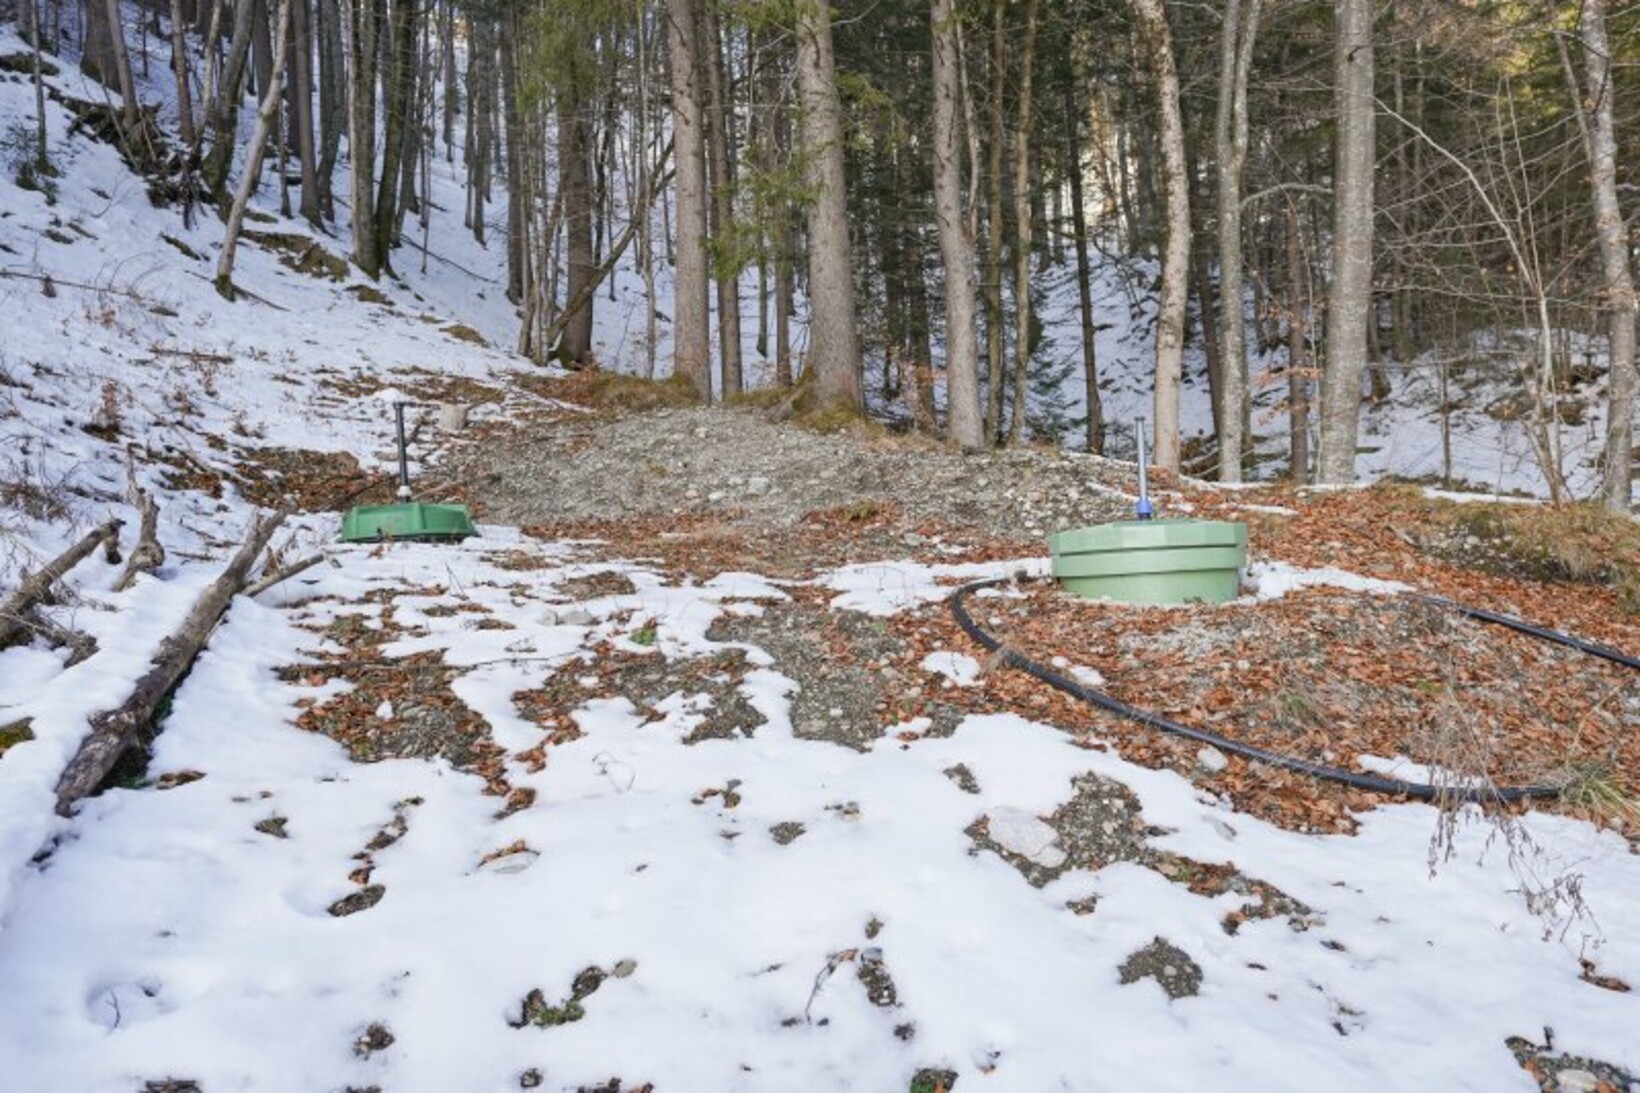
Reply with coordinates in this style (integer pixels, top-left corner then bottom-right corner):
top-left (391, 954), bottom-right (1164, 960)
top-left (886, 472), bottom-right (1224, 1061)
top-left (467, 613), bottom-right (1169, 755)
top-left (1049, 519), bottom-right (1248, 604)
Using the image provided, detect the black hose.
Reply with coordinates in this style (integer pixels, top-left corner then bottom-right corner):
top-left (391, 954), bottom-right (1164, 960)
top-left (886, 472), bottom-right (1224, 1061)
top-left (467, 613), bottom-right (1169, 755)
top-left (946, 577), bottom-right (1640, 804)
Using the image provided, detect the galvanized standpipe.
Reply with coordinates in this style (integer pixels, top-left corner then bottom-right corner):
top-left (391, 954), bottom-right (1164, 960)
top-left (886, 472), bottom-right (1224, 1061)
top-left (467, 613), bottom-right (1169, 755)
top-left (1134, 417), bottom-right (1155, 520)
top-left (394, 401), bottom-right (413, 502)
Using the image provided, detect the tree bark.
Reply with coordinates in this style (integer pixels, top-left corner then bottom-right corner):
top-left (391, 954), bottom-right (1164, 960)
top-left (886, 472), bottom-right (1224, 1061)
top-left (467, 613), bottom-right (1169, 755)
top-left (348, 0), bottom-right (383, 276)
top-left (54, 511), bottom-right (286, 817)
top-left (1285, 202), bottom-right (1310, 481)
top-left (1006, 0), bottom-right (1039, 444)
top-left (667, 0), bottom-right (711, 399)
top-left (1316, 0), bottom-right (1374, 484)
top-left (315, 0), bottom-right (344, 218)
top-left (932, 0), bottom-right (982, 448)
top-left (1131, 0), bottom-right (1187, 473)
top-left (982, 0), bottom-right (1005, 440)
top-left (1576, 0), bottom-right (1636, 512)
top-left (702, 0), bottom-right (742, 395)
top-left (289, 0), bottom-right (320, 224)
top-left (168, 0), bottom-right (196, 148)
top-left (1214, 0), bottom-right (1261, 482)
top-left (1065, 66), bottom-right (1102, 454)
top-left (794, 0), bottom-right (861, 413)
top-left (216, 0), bottom-right (294, 299)
top-left (373, 0), bottom-right (417, 274)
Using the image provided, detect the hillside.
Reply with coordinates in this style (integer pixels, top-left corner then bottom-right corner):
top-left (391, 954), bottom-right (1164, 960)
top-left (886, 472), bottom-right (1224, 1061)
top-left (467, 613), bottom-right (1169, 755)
top-left (2, 20), bottom-right (1640, 1093)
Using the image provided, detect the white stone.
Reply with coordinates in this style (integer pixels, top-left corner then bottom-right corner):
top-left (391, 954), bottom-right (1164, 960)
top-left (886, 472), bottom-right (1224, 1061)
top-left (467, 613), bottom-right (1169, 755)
top-left (986, 807), bottom-right (1067, 869)
top-left (1196, 746), bottom-right (1230, 775)
top-left (1556, 1070), bottom-right (1600, 1093)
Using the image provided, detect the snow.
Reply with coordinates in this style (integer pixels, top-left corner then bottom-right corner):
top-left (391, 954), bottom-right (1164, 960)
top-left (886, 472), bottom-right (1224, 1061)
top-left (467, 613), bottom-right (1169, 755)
top-left (2, 14), bottom-right (1639, 1093)
top-left (1242, 560), bottom-right (1412, 601)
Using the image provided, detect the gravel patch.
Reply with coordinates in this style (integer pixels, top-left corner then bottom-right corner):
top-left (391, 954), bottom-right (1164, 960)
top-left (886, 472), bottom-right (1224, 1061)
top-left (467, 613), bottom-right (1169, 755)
top-left (455, 404), bottom-right (1135, 537)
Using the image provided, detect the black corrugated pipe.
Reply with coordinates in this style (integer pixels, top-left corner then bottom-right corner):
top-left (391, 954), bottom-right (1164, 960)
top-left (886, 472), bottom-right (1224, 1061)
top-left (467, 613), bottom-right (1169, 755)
top-left (948, 577), bottom-right (1639, 804)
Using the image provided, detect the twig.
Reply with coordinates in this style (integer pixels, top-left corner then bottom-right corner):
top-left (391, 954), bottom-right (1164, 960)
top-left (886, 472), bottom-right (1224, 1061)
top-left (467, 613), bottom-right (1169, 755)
top-left (243, 552), bottom-right (326, 597)
top-left (0, 268), bottom-right (153, 302)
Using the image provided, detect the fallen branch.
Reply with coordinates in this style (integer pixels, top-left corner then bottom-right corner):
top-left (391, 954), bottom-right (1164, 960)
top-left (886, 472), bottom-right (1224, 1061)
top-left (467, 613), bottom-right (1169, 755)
top-left (112, 490), bottom-right (164, 592)
top-left (20, 610), bottom-right (98, 666)
top-left (243, 552), bottom-right (326, 597)
top-left (0, 268), bottom-right (155, 302)
top-left (54, 509), bottom-right (287, 816)
top-left (146, 346), bottom-right (235, 364)
top-left (0, 517), bottom-right (123, 650)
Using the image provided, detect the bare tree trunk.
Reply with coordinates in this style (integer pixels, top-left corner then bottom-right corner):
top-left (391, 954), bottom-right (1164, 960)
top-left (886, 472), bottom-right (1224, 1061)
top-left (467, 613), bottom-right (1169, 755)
top-left (204, 0), bottom-right (259, 205)
top-left (288, 0), bottom-right (320, 224)
top-left (1006, 0), bottom-right (1039, 444)
top-left (315, 0), bottom-right (343, 218)
top-left (932, 0), bottom-right (982, 448)
top-left (169, 0), bottom-right (197, 147)
top-left (1214, 0), bottom-right (1261, 481)
top-left (1285, 202), bottom-right (1311, 481)
top-left (1065, 66), bottom-right (1102, 454)
top-left (348, 0), bottom-right (382, 276)
top-left (1317, 0), bottom-right (1374, 484)
top-left (702, 0), bottom-right (742, 395)
top-left (1131, 0), bottom-right (1187, 473)
top-left (982, 0), bottom-right (1005, 440)
top-left (667, 0), bottom-right (711, 398)
top-left (558, 95), bottom-right (596, 362)
top-left (216, 0), bottom-right (293, 299)
top-left (499, 13), bottom-right (526, 303)
top-left (373, 0), bottom-right (416, 274)
top-left (794, 0), bottom-right (861, 413)
top-left (1576, 0), bottom-right (1636, 512)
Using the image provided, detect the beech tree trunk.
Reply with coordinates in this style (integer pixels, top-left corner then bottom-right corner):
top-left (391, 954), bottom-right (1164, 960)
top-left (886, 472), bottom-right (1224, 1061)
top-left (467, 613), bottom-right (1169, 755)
top-left (1065, 67), bottom-right (1102, 454)
top-left (794, 0), bottom-right (861, 412)
top-left (168, 0), bottom-right (196, 147)
top-left (203, 0), bottom-right (258, 205)
top-left (216, 0), bottom-right (293, 299)
top-left (982, 0), bottom-right (1005, 440)
top-left (1577, 0), bottom-right (1637, 512)
top-left (289, 0), bottom-right (320, 224)
top-left (348, 0), bottom-right (383, 276)
top-left (932, 0), bottom-right (982, 448)
top-left (558, 95), bottom-right (596, 362)
top-left (667, 0), bottom-right (711, 398)
top-left (703, 0), bottom-right (742, 395)
top-left (1214, 0), bottom-right (1261, 482)
top-left (1006, 0), bottom-right (1039, 444)
top-left (1317, 0), bottom-right (1374, 484)
top-left (1132, 0), bottom-right (1187, 473)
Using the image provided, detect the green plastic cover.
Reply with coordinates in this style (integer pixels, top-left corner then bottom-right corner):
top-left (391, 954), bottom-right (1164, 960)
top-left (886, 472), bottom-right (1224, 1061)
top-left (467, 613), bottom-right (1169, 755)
top-left (340, 502), bottom-right (477, 543)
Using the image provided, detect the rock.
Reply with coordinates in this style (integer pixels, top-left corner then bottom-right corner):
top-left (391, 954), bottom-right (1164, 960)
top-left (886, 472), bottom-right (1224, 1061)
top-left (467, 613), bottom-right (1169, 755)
top-left (611, 959), bottom-right (638, 979)
top-left (746, 476), bottom-right (772, 496)
top-left (560, 608), bottom-right (596, 626)
top-left (1555, 1070), bottom-right (1599, 1093)
top-left (986, 807), bottom-right (1068, 869)
top-left (1195, 745), bottom-right (1229, 775)
top-left (707, 490), bottom-right (726, 502)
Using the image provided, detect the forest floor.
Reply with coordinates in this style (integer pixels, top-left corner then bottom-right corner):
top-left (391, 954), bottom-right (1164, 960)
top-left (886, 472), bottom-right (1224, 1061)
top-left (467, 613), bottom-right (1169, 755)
top-left (3, 24), bottom-right (1640, 1090)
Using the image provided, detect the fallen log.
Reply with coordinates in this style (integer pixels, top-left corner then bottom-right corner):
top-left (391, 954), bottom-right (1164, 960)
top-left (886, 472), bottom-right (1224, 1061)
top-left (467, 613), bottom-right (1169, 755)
top-left (54, 509), bottom-right (286, 816)
top-left (112, 490), bottom-right (165, 592)
top-left (0, 517), bottom-right (123, 651)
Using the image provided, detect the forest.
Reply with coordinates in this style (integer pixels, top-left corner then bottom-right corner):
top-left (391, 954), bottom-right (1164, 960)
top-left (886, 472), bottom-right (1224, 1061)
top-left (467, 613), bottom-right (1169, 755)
top-left (11, 0), bottom-right (1639, 507)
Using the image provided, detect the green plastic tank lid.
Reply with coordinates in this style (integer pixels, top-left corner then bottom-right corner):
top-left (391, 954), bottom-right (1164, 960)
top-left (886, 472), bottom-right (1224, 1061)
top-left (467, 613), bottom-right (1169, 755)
top-left (340, 501), bottom-right (476, 543)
